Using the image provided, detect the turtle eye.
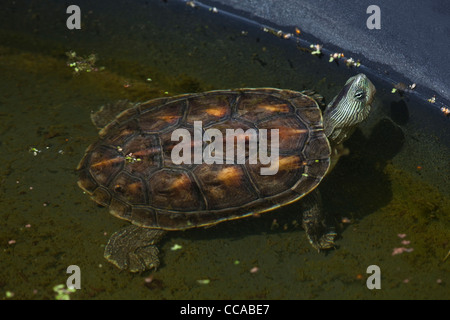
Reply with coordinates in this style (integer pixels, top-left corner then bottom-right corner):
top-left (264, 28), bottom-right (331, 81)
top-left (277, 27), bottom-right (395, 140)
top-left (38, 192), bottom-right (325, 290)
top-left (354, 90), bottom-right (366, 100)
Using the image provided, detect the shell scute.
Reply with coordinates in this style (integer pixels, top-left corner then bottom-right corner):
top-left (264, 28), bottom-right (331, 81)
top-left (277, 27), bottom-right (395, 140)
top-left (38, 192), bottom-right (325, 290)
top-left (88, 146), bottom-right (124, 187)
top-left (138, 100), bottom-right (185, 133)
top-left (111, 172), bottom-right (147, 205)
top-left (193, 163), bottom-right (258, 210)
top-left (186, 94), bottom-right (233, 126)
top-left (148, 169), bottom-right (204, 211)
top-left (236, 93), bottom-right (293, 123)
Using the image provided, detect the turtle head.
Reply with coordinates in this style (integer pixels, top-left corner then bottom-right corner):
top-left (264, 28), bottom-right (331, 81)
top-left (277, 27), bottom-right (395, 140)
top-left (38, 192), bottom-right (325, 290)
top-left (323, 73), bottom-right (375, 145)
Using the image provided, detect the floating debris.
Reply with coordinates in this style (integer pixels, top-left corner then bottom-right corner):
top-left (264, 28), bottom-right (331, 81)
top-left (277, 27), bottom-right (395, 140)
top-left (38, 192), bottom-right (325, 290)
top-left (344, 57), bottom-right (361, 68)
top-left (428, 95), bottom-right (436, 103)
top-left (186, 1), bottom-right (196, 8)
top-left (392, 233), bottom-right (413, 255)
top-left (144, 275), bottom-right (164, 290)
top-left (392, 82), bottom-right (417, 94)
top-left (170, 244), bottom-right (182, 251)
top-left (440, 106), bottom-right (450, 116)
top-left (29, 147), bottom-right (41, 156)
top-left (262, 27), bottom-right (292, 39)
top-left (310, 44), bottom-right (322, 56)
top-left (53, 284), bottom-right (76, 300)
top-left (329, 52), bottom-right (344, 62)
top-left (124, 153), bottom-right (142, 163)
top-left (249, 266), bottom-right (259, 273)
top-left (196, 279), bottom-right (210, 285)
top-left (66, 51), bottom-right (102, 75)
top-left (392, 247), bottom-right (414, 256)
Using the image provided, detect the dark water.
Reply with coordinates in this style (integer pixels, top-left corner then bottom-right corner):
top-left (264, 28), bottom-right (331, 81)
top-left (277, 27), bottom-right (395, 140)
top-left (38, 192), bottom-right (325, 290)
top-left (0, 0), bottom-right (449, 300)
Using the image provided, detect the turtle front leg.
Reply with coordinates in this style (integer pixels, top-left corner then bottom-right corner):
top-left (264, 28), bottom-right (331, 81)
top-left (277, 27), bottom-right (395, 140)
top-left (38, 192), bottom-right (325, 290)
top-left (301, 189), bottom-right (337, 251)
top-left (104, 225), bottom-right (167, 272)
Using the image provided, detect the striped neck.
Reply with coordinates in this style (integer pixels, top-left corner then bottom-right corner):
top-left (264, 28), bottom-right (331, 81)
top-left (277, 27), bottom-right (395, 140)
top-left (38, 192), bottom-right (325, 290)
top-left (323, 74), bottom-right (375, 145)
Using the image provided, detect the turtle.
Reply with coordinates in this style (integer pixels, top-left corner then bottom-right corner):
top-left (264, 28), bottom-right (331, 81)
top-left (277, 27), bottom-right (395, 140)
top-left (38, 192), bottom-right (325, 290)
top-left (77, 73), bottom-right (375, 272)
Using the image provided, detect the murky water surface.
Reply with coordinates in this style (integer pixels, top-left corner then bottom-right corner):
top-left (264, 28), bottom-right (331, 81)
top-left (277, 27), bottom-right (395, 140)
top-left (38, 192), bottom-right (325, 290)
top-left (0, 1), bottom-right (449, 299)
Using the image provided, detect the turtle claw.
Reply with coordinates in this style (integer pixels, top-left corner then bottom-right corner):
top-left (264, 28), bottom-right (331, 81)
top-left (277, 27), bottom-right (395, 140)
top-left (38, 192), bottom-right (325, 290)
top-left (133, 246), bottom-right (161, 272)
top-left (104, 225), bottom-right (166, 273)
top-left (308, 228), bottom-right (337, 251)
top-left (301, 189), bottom-right (338, 251)
top-left (105, 245), bottom-right (160, 273)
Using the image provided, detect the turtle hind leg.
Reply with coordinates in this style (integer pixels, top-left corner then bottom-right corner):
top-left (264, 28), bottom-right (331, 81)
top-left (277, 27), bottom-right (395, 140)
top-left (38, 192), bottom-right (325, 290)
top-left (301, 189), bottom-right (337, 251)
top-left (104, 225), bottom-right (167, 272)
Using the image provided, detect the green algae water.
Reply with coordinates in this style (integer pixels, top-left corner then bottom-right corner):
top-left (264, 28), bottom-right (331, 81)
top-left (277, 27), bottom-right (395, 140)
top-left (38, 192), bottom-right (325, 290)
top-left (0, 0), bottom-right (449, 300)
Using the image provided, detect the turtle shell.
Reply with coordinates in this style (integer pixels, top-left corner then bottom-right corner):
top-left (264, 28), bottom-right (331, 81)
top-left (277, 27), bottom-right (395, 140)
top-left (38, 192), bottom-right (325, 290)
top-left (77, 89), bottom-right (331, 230)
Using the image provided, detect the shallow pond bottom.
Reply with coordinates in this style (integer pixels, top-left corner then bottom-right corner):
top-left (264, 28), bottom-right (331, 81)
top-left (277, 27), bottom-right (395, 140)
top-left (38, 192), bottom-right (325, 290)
top-left (0, 0), bottom-right (448, 300)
